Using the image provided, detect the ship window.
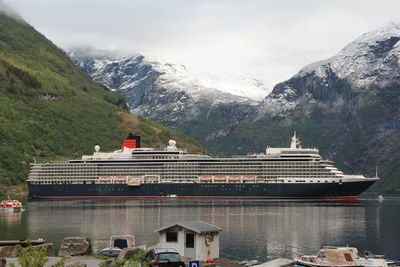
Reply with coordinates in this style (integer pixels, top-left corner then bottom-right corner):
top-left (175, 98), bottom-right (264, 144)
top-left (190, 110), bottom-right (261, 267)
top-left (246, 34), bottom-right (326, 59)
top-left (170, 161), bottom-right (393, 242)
top-left (344, 253), bottom-right (353, 262)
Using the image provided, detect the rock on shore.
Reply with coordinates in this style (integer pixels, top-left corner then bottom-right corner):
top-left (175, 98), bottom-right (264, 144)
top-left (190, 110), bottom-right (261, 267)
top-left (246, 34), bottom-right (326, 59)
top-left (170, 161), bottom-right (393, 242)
top-left (58, 237), bottom-right (92, 256)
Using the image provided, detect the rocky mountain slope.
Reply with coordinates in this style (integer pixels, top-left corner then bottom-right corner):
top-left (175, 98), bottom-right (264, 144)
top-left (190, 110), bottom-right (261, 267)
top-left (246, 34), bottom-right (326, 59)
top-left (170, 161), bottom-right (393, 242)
top-left (217, 23), bottom-right (400, 193)
top-left (0, 10), bottom-right (206, 191)
top-left (70, 49), bottom-right (264, 150)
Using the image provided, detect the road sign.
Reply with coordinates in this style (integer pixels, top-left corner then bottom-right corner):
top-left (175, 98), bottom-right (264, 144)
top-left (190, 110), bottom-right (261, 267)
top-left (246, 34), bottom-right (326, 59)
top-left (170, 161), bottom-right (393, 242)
top-left (189, 260), bottom-right (200, 267)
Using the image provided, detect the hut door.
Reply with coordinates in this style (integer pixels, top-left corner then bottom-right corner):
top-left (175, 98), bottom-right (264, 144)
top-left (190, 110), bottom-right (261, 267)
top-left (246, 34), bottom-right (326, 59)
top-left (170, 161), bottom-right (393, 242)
top-left (184, 232), bottom-right (195, 259)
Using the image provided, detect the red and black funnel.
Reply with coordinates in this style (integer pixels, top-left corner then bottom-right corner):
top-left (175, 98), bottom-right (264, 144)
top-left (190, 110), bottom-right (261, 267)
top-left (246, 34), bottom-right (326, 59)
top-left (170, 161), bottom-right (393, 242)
top-left (121, 133), bottom-right (141, 151)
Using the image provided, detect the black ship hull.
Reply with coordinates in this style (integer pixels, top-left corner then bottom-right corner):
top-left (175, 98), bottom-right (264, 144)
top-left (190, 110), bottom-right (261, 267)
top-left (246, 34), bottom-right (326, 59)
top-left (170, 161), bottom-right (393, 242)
top-left (27, 180), bottom-right (376, 200)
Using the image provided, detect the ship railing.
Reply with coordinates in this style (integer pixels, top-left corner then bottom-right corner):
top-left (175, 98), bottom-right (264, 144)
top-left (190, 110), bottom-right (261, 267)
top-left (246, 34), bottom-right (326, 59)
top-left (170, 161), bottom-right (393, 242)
top-left (30, 177), bottom-right (289, 185)
top-left (125, 175), bottom-right (162, 184)
top-left (127, 176), bottom-right (145, 186)
top-left (29, 179), bottom-right (99, 185)
top-left (264, 153), bottom-right (282, 158)
top-left (245, 153), bottom-right (270, 158)
top-left (196, 175), bottom-right (288, 184)
top-left (343, 174), bottom-right (374, 180)
top-left (257, 179), bottom-right (284, 183)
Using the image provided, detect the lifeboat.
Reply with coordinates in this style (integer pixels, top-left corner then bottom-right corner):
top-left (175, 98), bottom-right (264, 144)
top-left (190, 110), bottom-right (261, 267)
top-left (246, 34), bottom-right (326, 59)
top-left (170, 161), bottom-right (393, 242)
top-left (199, 176), bottom-right (212, 183)
top-left (128, 178), bottom-right (142, 186)
top-left (214, 176), bottom-right (227, 182)
top-left (243, 176), bottom-right (256, 182)
top-left (114, 176), bottom-right (127, 182)
top-left (229, 176), bottom-right (241, 183)
top-left (98, 176), bottom-right (112, 181)
top-left (0, 197), bottom-right (23, 212)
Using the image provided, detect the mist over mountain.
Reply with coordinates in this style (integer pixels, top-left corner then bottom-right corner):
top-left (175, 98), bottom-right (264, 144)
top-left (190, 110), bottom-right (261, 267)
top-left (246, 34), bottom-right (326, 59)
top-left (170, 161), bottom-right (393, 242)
top-left (70, 49), bottom-right (265, 149)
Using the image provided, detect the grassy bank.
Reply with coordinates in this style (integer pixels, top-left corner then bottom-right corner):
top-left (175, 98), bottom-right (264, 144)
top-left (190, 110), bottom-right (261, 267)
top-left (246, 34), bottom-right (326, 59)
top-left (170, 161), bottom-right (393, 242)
top-left (0, 183), bottom-right (27, 197)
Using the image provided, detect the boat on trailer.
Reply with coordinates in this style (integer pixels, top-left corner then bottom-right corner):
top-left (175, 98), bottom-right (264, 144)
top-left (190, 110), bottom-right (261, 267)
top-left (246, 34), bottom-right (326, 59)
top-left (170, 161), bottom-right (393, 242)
top-left (99, 235), bottom-right (136, 257)
top-left (297, 246), bottom-right (398, 267)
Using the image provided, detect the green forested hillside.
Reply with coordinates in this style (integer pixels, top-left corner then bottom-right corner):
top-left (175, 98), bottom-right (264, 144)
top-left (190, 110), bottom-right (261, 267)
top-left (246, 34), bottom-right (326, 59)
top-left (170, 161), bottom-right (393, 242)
top-left (0, 13), bottom-right (205, 190)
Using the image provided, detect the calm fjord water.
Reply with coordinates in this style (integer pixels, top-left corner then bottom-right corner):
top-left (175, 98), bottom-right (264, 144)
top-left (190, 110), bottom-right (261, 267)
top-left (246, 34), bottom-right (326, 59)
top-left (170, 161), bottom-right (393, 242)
top-left (1, 199), bottom-right (399, 262)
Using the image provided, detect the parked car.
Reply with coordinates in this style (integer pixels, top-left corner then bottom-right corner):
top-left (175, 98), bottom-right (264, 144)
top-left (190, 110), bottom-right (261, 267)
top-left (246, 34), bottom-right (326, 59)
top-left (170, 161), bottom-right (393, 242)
top-left (142, 248), bottom-right (186, 267)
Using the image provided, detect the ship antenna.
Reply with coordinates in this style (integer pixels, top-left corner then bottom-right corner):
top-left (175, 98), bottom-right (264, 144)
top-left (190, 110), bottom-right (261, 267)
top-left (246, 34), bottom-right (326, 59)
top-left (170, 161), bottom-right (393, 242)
top-left (375, 166), bottom-right (378, 178)
top-left (290, 131), bottom-right (298, 149)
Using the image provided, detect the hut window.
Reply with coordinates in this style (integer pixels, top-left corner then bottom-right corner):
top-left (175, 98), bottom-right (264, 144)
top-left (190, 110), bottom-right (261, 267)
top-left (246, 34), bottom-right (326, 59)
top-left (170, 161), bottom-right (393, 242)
top-left (166, 232), bottom-right (178, 242)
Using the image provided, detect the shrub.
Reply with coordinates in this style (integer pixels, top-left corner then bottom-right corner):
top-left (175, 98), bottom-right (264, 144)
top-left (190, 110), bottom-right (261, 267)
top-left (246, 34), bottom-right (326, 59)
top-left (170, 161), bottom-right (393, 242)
top-left (15, 243), bottom-right (49, 267)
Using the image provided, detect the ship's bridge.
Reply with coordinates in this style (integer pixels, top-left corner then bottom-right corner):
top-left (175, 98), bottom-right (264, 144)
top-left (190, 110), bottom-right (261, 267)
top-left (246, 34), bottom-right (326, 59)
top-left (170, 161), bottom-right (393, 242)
top-left (265, 147), bottom-right (321, 158)
top-left (264, 132), bottom-right (321, 158)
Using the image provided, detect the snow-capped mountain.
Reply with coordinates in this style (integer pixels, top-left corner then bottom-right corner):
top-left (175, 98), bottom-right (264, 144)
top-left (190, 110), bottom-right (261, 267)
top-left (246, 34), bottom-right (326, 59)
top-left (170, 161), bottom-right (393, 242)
top-left (260, 22), bottom-right (400, 116)
top-left (298, 22), bottom-right (400, 88)
top-left (191, 71), bottom-right (271, 101)
top-left (70, 48), bottom-right (263, 104)
top-left (215, 23), bottom-right (400, 193)
top-left (70, 49), bottom-right (261, 148)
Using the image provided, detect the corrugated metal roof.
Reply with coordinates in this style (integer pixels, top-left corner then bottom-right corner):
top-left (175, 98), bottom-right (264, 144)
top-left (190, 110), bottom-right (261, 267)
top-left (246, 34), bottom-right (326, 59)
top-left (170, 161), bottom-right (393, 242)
top-left (155, 220), bottom-right (222, 234)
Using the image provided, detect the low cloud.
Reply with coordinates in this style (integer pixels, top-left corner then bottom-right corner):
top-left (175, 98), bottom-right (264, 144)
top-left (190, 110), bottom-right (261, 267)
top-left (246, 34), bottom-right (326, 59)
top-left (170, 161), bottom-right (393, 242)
top-left (0, 0), bottom-right (23, 21)
top-left (4, 0), bottom-right (400, 87)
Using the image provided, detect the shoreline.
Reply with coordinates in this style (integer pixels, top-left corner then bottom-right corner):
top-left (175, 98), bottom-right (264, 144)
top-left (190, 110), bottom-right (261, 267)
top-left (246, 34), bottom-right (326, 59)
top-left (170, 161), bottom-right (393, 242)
top-left (0, 184), bottom-right (27, 198)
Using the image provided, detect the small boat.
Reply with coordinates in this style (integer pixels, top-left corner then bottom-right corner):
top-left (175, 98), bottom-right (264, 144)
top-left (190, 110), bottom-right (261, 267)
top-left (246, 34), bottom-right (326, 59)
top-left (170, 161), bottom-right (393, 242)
top-left (214, 176), bottom-right (227, 183)
top-left (0, 197), bottom-right (23, 212)
top-left (166, 194), bottom-right (177, 198)
top-left (114, 176), bottom-right (127, 182)
top-left (98, 235), bottom-right (136, 257)
top-left (297, 247), bottom-right (363, 267)
top-left (127, 178), bottom-right (142, 186)
top-left (98, 176), bottom-right (113, 183)
top-left (243, 176), bottom-right (256, 182)
top-left (297, 247), bottom-right (397, 267)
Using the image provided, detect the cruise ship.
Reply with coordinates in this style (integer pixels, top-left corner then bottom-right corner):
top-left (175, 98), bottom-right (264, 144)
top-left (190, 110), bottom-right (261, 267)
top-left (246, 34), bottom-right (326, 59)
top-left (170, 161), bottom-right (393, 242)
top-left (27, 133), bottom-right (378, 199)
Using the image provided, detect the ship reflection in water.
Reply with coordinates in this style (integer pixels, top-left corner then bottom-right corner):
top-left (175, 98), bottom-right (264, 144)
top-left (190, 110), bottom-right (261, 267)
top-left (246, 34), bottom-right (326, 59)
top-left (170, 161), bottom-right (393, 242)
top-left (1, 199), bottom-right (399, 262)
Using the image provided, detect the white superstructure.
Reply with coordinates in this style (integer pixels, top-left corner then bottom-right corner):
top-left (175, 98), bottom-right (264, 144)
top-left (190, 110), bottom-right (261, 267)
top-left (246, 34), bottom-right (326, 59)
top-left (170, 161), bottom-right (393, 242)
top-left (28, 133), bottom-right (377, 187)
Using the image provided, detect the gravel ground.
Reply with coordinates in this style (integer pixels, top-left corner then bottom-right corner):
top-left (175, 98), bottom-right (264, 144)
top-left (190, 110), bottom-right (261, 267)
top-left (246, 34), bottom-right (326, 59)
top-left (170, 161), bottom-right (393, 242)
top-left (212, 258), bottom-right (245, 267)
top-left (5, 256), bottom-right (104, 267)
top-left (5, 257), bottom-right (272, 267)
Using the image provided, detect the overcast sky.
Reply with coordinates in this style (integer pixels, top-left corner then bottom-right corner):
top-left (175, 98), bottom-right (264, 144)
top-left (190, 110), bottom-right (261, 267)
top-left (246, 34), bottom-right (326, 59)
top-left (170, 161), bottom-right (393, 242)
top-left (4, 0), bottom-right (400, 88)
